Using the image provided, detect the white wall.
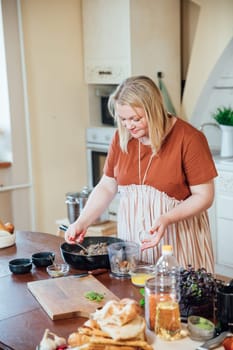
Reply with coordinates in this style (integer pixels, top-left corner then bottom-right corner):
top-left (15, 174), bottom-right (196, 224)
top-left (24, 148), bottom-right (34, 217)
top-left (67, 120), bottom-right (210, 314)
top-left (181, 0), bottom-right (233, 121)
top-left (20, 0), bottom-right (89, 233)
top-left (3, 0), bottom-right (233, 234)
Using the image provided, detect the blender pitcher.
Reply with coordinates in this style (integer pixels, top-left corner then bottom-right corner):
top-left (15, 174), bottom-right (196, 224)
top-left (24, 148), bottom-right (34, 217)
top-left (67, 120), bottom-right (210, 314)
top-left (216, 281), bottom-right (233, 332)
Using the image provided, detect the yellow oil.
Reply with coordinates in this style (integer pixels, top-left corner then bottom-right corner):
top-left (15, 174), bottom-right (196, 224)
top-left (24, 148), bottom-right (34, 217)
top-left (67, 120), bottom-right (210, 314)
top-left (155, 300), bottom-right (181, 340)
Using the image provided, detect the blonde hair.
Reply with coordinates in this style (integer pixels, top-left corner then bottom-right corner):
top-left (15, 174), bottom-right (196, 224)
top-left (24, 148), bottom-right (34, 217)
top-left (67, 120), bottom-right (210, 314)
top-left (108, 75), bottom-right (170, 153)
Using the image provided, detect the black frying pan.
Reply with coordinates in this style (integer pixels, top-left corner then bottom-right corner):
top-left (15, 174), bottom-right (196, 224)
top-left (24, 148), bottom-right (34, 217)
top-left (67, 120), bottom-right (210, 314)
top-left (60, 235), bottom-right (123, 270)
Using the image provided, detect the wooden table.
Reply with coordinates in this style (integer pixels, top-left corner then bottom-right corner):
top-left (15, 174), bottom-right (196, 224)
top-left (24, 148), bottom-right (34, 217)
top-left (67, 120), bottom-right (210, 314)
top-left (0, 231), bottom-right (226, 350)
top-left (0, 231), bottom-right (142, 350)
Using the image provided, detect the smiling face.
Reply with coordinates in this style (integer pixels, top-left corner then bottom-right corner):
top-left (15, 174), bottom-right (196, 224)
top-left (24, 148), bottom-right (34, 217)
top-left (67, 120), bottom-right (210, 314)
top-left (116, 103), bottom-right (149, 140)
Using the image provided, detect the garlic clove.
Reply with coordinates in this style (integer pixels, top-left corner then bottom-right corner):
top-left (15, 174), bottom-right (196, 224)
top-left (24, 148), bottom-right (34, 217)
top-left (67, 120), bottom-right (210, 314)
top-left (53, 334), bottom-right (66, 347)
top-left (47, 331), bottom-right (66, 347)
top-left (39, 329), bottom-right (57, 350)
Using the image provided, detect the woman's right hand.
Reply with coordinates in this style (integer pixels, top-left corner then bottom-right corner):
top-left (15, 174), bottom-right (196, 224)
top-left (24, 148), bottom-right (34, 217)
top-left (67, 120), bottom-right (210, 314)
top-left (64, 221), bottom-right (87, 244)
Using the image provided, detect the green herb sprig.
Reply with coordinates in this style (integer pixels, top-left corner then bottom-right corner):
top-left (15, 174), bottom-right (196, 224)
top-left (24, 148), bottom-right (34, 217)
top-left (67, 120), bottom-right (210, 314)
top-left (84, 291), bottom-right (104, 302)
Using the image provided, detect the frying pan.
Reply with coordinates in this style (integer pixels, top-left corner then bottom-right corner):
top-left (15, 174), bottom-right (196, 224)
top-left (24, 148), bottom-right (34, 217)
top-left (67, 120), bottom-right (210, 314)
top-left (60, 236), bottom-right (123, 270)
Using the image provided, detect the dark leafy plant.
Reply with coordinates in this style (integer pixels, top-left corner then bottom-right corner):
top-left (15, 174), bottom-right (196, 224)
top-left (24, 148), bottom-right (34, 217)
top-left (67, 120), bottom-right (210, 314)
top-left (212, 106), bottom-right (233, 126)
top-left (179, 265), bottom-right (225, 319)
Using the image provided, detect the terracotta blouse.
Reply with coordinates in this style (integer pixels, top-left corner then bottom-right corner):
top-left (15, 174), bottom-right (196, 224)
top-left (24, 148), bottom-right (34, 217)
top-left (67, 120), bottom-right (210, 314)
top-left (104, 118), bottom-right (218, 200)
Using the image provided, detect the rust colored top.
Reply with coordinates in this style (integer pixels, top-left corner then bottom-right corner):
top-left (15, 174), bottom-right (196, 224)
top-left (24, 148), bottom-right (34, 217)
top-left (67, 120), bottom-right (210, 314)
top-left (104, 118), bottom-right (218, 201)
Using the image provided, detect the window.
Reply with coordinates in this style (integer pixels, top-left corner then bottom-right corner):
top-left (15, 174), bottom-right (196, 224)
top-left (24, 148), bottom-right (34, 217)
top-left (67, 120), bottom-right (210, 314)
top-left (0, 1), bottom-right (12, 162)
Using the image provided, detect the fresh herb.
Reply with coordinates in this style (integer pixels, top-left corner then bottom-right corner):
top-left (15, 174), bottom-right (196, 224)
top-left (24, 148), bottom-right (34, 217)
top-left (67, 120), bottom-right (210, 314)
top-left (84, 291), bottom-right (104, 302)
top-left (139, 288), bottom-right (145, 307)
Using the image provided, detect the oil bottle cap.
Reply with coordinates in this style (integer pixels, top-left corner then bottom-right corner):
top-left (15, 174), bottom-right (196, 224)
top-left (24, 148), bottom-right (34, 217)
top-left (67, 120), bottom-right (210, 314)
top-left (162, 245), bottom-right (173, 254)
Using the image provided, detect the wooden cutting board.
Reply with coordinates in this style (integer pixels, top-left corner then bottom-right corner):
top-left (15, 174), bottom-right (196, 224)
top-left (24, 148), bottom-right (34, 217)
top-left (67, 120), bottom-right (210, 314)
top-left (27, 275), bottom-right (119, 320)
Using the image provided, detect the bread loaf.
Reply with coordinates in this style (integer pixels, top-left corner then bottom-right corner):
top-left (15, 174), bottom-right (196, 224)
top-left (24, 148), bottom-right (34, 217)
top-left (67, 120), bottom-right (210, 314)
top-left (68, 332), bottom-right (91, 346)
top-left (91, 298), bottom-right (141, 327)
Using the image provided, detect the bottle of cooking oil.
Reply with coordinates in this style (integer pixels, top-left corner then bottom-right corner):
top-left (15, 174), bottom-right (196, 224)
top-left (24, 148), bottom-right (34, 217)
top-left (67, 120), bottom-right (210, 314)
top-left (154, 245), bottom-right (181, 340)
top-left (144, 245), bottom-right (180, 334)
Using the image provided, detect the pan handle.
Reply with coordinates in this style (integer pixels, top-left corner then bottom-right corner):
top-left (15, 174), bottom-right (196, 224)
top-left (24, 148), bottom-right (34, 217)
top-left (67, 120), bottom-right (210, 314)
top-left (59, 224), bottom-right (68, 232)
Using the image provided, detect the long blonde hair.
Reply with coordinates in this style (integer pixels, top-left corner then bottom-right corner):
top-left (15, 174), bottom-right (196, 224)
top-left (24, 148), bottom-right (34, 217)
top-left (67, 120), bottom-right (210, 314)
top-left (108, 75), bottom-right (171, 154)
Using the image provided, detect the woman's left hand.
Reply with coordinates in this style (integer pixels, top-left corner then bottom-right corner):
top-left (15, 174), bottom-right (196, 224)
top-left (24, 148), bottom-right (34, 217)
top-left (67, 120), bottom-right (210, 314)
top-left (140, 215), bottom-right (170, 250)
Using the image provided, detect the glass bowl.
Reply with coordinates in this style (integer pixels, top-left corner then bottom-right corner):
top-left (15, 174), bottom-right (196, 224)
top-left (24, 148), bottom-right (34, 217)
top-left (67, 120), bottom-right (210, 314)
top-left (187, 315), bottom-right (215, 341)
top-left (130, 265), bottom-right (155, 287)
top-left (107, 241), bottom-right (140, 278)
top-left (46, 263), bottom-right (70, 278)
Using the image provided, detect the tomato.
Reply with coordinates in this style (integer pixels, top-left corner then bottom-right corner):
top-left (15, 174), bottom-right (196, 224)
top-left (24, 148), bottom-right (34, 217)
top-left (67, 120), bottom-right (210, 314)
top-left (223, 337), bottom-right (233, 350)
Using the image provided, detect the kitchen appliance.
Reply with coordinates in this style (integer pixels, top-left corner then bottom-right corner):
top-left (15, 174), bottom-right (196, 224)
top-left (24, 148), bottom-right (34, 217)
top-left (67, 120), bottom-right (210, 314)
top-left (65, 187), bottom-right (91, 224)
top-left (107, 241), bottom-right (140, 279)
top-left (95, 86), bottom-right (116, 126)
top-left (101, 96), bottom-right (115, 126)
top-left (60, 236), bottom-right (123, 270)
top-left (86, 127), bottom-right (116, 188)
top-left (86, 126), bottom-right (119, 221)
top-left (217, 282), bottom-right (233, 332)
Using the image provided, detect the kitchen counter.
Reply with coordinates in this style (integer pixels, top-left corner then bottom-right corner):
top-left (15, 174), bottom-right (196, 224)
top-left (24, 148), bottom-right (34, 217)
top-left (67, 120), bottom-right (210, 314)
top-left (211, 155), bottom-right (233, 277)
top-left (0, 231), bottom-right (224, 350)
top-left (214, 155), bottom-right (233, 172)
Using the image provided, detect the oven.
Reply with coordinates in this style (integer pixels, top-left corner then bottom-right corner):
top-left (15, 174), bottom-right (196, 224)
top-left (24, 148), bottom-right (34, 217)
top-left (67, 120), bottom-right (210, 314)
top-left (86, 127), bottom-right (119, 221)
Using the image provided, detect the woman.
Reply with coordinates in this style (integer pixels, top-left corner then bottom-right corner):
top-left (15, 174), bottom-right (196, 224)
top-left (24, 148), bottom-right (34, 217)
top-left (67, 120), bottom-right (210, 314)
top-left (65, 76), bottom-right (218, 272)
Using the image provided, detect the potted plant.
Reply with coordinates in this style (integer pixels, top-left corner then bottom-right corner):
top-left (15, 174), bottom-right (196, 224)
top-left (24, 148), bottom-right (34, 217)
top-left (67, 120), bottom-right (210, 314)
top-left (179, 265), bottom-right (224, 321)
top-left (212, 106), bottom-right (233, 126)
top-left (212, 106), bottom-right (233, 158)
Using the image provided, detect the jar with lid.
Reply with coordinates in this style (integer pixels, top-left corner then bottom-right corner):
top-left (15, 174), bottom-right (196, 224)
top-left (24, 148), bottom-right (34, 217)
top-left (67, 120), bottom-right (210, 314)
top-left (145, 245), bottom-right (181, 340)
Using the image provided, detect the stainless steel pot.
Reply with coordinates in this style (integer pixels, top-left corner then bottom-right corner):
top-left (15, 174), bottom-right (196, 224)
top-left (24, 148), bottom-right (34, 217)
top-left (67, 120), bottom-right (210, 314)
top-left (65, 187), bottom-right (91, 223)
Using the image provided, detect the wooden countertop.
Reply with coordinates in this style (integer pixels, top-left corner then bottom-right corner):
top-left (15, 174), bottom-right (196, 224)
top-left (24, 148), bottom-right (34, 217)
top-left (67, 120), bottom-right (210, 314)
top-left (0, 231), bottom-right (143, 349)
top-left (0, 231), bottom-right (226, 350)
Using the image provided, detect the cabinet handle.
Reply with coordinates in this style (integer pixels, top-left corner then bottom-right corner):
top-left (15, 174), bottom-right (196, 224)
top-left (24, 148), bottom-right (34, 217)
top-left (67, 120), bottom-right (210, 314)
top-left (98, 71), bottom-right (112, 75)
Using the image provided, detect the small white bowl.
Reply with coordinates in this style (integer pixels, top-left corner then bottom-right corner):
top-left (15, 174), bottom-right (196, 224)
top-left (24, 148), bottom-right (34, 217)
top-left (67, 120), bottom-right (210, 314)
top-left (46, 263), bottom-right (70, 278)
top-left (188, 315), bottom-right (215, 341)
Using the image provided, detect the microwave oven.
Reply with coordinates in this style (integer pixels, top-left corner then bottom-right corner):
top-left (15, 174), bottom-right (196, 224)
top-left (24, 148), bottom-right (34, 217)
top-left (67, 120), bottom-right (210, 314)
top-left (101, 96), bottom-right (115, 126)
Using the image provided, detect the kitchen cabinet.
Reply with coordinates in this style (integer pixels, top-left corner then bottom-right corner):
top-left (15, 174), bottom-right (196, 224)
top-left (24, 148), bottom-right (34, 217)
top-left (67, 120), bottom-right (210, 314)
top-left (212, 164), bottom-right (233, 277)
top-left (82, 0), bottom-right (180, 112)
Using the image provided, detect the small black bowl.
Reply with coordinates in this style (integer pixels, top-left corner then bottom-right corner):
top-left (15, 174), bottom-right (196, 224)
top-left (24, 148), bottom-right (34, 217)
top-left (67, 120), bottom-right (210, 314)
top-left (32, 251), bottom-right (55, 267)
top-left (9, 258), bottom-right (32, 274)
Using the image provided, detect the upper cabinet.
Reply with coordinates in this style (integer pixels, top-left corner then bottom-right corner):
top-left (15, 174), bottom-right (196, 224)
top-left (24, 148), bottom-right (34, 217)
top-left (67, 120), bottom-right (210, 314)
top-left (82, 0), bottom-right (181, 111)
top-left (82, 0), bottom-right (130, 84)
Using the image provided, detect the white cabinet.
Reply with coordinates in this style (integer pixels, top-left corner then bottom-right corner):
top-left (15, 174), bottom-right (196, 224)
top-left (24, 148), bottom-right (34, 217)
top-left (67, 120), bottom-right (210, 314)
top-left (82, 0), bottom-right (181, 112)
top-left (82, 0), bottom-right (130, 84)
top-left (213, 167), bottom-right (233, 277)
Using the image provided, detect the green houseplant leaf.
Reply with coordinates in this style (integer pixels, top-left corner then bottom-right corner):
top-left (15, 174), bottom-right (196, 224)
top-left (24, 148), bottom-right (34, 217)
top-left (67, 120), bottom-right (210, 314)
top-left (212, 106), bottom-right (233, 126)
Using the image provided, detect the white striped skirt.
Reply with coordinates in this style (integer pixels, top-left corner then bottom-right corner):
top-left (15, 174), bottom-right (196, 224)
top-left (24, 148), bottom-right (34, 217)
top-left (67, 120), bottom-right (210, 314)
top-left (117, 184), bottom-right (214, 273)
